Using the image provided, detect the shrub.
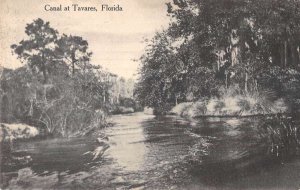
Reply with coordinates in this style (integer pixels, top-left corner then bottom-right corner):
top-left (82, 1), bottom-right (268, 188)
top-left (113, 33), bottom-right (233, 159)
top-left (259, 115), bottom-right (300, 159)
top-left (171, 87), bottom-right (288, 118)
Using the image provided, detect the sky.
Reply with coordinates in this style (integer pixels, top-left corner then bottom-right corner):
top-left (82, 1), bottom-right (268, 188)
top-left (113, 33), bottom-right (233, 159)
top-left (0, 0), bottom-right (170, 79)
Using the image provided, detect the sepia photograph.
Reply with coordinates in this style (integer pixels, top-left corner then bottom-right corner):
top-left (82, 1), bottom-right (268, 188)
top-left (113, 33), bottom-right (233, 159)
top-left (1, 0), bottom-right (300, 189)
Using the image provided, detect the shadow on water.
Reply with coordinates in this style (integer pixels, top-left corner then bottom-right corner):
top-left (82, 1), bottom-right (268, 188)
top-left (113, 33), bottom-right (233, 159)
top-left (3, 137), bottom-right (112, 174)
top-left (184, 115), bottom-right (300, 189)
top-left (1, 113), bottom-right (300, 189)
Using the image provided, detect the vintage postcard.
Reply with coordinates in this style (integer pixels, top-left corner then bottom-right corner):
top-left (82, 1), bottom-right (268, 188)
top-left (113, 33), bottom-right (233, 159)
top-left (1, 0), bottom-right (300, 189)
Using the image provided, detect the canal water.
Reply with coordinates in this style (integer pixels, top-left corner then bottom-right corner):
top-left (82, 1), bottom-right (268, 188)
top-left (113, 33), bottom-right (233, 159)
top-left (1, 112), bottom-right (300, 189)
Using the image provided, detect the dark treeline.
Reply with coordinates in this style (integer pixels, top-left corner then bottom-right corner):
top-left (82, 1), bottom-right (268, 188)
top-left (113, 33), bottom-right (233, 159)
top-left (135, 0), bottom-right (300, 114)
top-left (0, 18), bottom-right (138, 137)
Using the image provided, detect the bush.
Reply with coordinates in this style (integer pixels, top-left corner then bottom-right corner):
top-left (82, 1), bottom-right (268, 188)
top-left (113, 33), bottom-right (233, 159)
top-left (119, 97), bottom-right (143, 112)
top-left (259, 115), bottom-right (300, 159)
top-left (0, 123), bottom-right (39, 142)
top-left (0, 65), bottom-right (111, 138)
top-left (112, 106), bottom-right (134, 114)
top-left (171, 86), bottom-right (288, 118)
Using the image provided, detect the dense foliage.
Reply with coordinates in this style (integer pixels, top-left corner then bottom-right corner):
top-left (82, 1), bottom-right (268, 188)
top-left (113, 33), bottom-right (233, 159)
top-left (136, 0), bottom-right (300, 114)
top-left (0, 18), bottom-right (135, 137)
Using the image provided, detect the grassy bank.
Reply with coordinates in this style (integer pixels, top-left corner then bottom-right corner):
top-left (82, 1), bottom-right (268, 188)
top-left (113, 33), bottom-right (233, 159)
top-left (171, 90), bottom-right (288, 118)
top-left (0, 123), bottom-right (39, 142)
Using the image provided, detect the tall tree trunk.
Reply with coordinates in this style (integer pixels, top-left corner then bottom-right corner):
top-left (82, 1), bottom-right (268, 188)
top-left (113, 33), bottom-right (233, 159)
top-left (254, 79), bottom-right (258, 92)
top-left (230, 29), bottom-right (239, 66)
top-left (42, 52), bottom-right (48, 84)
top-left (284, 41), bottom-right (288, 68)
top-left (291, 43), bottom-right (295, 66)
top-left (244, 72), bottom-right (248, 93)
top-left (103, 91), bottom-right (106, 103)
top-left (291, 43), bottom-right (299, 66)
top-left (28, 99), bottom-right (33, 116)
top-left (225, 72), bottom-right (228, 89)
top-left (298, 46), bottom-right (300, 67)
top-left (271, 44), bottom-right (281, 66)
top-left (280, 43), bottom-right (285, 67)
top-left (42, 67), bottom-right (48, 84)
top-left (71, 52), bottom-right (76, 75)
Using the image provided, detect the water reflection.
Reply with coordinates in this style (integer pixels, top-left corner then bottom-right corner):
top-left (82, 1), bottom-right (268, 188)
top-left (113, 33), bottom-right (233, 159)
top-left (8, 137), bottom-right (113, 174)
top-left (2, 113), bottom-right (300, 189)
top-left (105, 113), bottom-right (151, 171)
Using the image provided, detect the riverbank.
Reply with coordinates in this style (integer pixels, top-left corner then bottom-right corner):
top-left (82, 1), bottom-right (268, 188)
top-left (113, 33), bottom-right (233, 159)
top-left (2, 112), bottom-right (300, 190)
top-left (0, 123), bottom-right (39, 142)
top-left (0, 120), bottom-right (112, 176)
top-left (170, 94), bottom-right (288, 118)
top-left (0, 123), bottom-right (40, 174)
top-left (111, 106), bottom-right (135, 115)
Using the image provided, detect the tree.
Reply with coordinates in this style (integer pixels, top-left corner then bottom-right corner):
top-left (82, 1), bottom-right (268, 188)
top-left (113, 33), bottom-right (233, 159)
top-left (11, 18), bottom-right (59, 83)
top-left (8, 18), bottom-right (114, 137)
top-left (136, 0), bottom-right (300, 113)
top-left (136, 31), bottom-right (196, 112)
top-left (56, 34), bottom-right (92, 75)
